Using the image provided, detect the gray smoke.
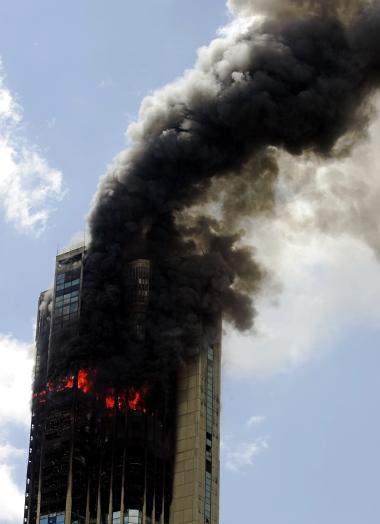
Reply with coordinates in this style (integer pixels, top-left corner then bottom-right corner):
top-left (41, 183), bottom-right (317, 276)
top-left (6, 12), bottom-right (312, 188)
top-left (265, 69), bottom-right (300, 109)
top-left (56, 2), bottom-right (380, 386)
top-left (228, 0), bottom-right (371, 21)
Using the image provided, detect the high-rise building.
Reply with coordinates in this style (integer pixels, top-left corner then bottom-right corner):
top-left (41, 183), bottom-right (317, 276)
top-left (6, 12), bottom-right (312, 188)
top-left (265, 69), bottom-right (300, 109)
top-left (24, 246), bottom-right (221, 524)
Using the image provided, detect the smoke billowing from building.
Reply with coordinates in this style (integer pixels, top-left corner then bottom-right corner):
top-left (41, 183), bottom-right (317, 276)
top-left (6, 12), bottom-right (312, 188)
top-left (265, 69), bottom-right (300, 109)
top-left (53, 1), bottom-right (380, 386)
top-left (24, 3), bottom-right (380, 524)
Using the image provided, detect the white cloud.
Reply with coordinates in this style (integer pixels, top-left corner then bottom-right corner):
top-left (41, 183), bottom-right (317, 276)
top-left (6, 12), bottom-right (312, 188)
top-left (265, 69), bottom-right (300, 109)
top-left (0, 334), bottom-right (33, 523)
top-left (224, 232), bottom-right (380, 377)
top-left (0, 463), bottom-right (25, 523)
top-left (247, 415), bottom-right (266, 426)
top-left (0, 442), bottom-right (24, 462)
top-left (0, 59), bottom-right (65, 236)
top-left (225, 437), bottom-right (269, 472)
top-left (0, 334), bottom-right (34, 426)
top-left (0, 441), bottom-right (25, 524)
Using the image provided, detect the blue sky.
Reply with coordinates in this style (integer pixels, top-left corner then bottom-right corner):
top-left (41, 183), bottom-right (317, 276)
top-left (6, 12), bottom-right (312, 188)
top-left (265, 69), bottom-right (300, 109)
top-left (1, 1), bottom-right (380, 523)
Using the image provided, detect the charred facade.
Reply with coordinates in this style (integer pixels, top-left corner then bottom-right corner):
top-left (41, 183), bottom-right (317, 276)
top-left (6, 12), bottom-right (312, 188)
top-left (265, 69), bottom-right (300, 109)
top-left (24, 246), bottom-right (221, 524)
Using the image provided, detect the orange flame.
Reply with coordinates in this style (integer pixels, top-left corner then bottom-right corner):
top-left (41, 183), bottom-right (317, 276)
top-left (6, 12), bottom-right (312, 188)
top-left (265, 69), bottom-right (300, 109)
top-left (128, 387), bottom-right (143, 411)
top-left (78, 369), bottom-right (92, 393)
top-left (43, 369), bottom-right (148, 414)
top-left (105, 395), bottom-right (115, 410)
top-left (65, 376), bottom-right (74, 389)
top-left (104, 386), bottom-right (148, 413)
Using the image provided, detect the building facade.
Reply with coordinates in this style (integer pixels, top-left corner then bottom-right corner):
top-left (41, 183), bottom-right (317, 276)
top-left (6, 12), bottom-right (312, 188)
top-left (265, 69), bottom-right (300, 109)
top-left (24, 246), bottom-right (221, 524)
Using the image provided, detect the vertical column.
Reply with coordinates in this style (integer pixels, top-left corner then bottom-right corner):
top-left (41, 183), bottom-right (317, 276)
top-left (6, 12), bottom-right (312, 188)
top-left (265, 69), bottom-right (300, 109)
top-left (96, 464), bottom-right (102, 524)
top-left (170, 353), bottom-right (203, 524)
top-left (170, 319), bottom-right (221, 524)
top-left (36, 457), bottom-right (43, 524)
top-left (64, 439), bottom-right (74, 523)
top-left (119, 414), bottom-right (127, 524)
top-left (210, 339), bottom-right (221, 524)
top-left (85, 479), bottom-right (91, 524)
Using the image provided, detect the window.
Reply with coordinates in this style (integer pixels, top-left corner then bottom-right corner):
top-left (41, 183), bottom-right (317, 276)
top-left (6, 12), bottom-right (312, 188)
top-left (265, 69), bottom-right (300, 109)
top-left (124, 509), bottom-right (141, 524)
top-left (205, 346), bottom-right (214, 523)
top-left (54, 278), bottom-right (81, 329)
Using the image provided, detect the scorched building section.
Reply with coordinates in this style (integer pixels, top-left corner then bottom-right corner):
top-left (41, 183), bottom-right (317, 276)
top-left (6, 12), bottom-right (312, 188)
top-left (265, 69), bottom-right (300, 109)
top-left (24, 246), bottom-right (221, 524)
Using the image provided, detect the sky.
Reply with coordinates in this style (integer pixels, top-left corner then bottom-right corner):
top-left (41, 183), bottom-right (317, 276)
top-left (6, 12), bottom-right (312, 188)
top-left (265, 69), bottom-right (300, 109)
top-left (0, 1), bottom-right (380, 523)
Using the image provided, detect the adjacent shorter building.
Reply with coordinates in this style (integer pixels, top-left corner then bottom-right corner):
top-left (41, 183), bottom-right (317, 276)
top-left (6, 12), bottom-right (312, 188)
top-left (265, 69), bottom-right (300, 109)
top-left (24, 246), bottom-right (221, 524)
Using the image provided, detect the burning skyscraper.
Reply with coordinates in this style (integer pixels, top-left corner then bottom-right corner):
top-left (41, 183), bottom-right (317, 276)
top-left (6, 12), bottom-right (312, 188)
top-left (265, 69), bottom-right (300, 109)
top-left (23, 1), bottom-right (380, 523)
top-left (24, 245), bottom-right (221, 524)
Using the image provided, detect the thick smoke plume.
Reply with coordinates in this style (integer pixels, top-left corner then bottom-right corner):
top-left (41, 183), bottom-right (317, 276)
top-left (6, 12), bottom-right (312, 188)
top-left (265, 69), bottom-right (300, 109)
top-left (55, 1), bottom-right (380, 386)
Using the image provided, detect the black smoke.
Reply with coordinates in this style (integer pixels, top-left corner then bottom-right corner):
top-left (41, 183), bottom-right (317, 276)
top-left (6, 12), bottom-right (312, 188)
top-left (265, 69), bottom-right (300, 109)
top-left (53, 2), bottom-right (380, 386)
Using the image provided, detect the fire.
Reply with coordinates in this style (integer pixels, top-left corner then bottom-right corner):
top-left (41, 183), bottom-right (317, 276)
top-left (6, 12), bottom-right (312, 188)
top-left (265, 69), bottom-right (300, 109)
top-left (105, 395), bottom-right (115, 410)
top-left (32, 390), bottom-right (47, 403)
top-left (37, 369), bottom-right (148, 413)
top-left (78, 368), bottom-right (92, 393)
top-left (105, 386), bottom-right (148, 413)
top-left (65, 376), bottom-right (74, 389)
top-left (128, 387), bottom-right (143, 411)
